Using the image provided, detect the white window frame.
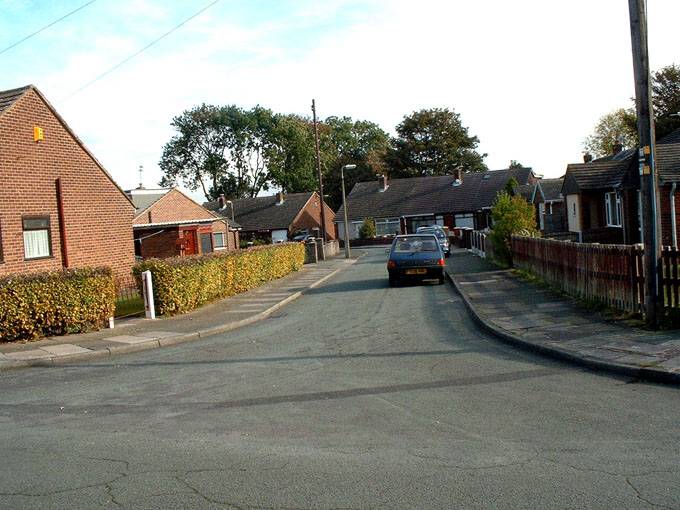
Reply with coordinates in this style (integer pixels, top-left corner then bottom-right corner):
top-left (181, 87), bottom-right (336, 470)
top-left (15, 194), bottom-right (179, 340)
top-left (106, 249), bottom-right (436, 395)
top-left (23, 217), bottom-right (52, 260)
top-left (213, 231), bottom-right (226, 250)
top-left (605, 191), bottom-right (622, 227)
top-left (375, 217), bottom-right (400, 237)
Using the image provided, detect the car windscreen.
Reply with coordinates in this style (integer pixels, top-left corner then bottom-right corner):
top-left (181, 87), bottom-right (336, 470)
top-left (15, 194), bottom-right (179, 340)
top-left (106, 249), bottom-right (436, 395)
top-left (392, 236), bottom-right (440, 253)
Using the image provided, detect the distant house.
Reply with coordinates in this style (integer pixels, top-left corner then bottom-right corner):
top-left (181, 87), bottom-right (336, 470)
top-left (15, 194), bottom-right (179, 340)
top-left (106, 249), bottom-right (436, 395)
top-left (206, 191), bottom-right (336, 243)
top-left (533, 178), bottom-right (567, 234)
top-left (127, 188), bottom-right (240, 259)
top-left (0, 85), bottom-right (135, 278)
top-left (335, 167), bottom-right (538, 240)
top-left (563, 129), bottom-right (680, 245)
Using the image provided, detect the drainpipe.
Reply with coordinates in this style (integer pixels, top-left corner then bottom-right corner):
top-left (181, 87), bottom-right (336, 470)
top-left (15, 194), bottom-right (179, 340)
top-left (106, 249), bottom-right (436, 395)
top-left (55, 178), bottom-right (69, 268)
top-left (671, 182), bottom-right (677, 248)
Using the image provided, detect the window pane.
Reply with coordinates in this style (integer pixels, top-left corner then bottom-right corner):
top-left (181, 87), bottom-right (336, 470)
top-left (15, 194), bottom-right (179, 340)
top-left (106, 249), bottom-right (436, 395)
top-left (23, 218), bottom-right (50, 230)
top-left (214, 232), bottom-right (225, 247)
top-left (200, 233), bottom-right (213, 254)
top-left (24, 229), bottom-right (50, 258)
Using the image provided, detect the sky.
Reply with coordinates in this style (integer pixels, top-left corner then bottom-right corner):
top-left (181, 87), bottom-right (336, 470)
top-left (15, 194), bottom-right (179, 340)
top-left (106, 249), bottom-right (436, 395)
top-left (1, 0), bottom-right (678, 201)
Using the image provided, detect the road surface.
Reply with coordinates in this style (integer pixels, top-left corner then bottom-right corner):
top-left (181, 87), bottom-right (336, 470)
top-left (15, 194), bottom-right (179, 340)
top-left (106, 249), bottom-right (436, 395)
top-left (0, 248), bottom-right (678, 509)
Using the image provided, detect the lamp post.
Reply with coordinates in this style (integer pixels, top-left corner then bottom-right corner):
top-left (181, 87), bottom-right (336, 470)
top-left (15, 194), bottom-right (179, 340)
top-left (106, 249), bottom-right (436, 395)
top-left (341, 164), bottom-right (357, 259)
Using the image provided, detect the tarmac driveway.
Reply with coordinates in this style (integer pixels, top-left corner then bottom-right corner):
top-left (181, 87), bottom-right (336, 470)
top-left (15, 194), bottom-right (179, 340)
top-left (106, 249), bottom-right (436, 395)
top-left (0, 247), bottom-right (679, 509)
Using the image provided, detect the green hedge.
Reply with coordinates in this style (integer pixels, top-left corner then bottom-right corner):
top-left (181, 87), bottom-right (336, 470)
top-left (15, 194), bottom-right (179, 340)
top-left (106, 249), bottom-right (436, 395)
top-left (0, 267), bottom-right (115, 342)
top-left (133, 242), bottom-right (305, 316)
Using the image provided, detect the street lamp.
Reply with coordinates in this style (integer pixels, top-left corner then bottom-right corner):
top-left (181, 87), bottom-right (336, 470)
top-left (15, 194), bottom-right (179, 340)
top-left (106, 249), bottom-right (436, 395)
top-left (341, 164), bottom-right (357, 259)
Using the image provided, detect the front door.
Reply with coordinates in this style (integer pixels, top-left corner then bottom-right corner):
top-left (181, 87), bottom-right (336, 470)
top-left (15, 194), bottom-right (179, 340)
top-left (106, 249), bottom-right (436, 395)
top-left (182, 229), bottom-right (198, 255)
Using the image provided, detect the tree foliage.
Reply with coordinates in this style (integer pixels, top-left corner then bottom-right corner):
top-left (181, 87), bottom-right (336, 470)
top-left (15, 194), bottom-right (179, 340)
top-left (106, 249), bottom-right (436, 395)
top-left (489, 191), bottom-right (538, 266)
top-left (159, 104), bottom-right (277, 200)
top-left (387, 108), bottom-right (487, 178)
top-left (652, 63), bottom-right (680, 140)
top-left (583, 108), bottom-right (638, 158)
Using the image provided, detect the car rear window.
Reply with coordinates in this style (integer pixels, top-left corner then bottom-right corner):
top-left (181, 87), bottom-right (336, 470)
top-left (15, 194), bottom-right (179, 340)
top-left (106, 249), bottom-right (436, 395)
top-left (419, 229), bottom-right (445, 239)
top-left (393, 236), bottom-right (440, 253)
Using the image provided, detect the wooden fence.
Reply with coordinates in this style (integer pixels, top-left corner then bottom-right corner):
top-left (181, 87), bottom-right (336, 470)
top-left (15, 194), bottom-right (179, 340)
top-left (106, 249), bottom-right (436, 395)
top-left (471, 230), bottom-right (487, 258)
top-left (660, 246), bottom-right (680, 309)
top-left (511, 236), bottom-right (644, 314)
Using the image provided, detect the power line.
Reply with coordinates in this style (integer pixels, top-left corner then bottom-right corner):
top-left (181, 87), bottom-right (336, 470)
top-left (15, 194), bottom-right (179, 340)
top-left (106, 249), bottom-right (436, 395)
top-left (65, 0), bottom-right (223, 99)
top-left (0, 0), bottom-right (98, 56)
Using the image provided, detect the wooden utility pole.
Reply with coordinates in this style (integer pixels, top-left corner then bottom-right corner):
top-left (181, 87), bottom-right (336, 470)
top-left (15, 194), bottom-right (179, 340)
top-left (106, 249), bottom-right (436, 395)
top-left (628, 0), bottom-right (661, 327)
top-left (311, 99), bottom-right (327, 243)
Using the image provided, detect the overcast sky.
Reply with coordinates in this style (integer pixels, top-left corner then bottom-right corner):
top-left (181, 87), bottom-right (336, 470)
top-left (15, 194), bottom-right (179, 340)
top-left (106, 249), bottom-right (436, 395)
top-left (1, 0), bottom-right (678, 200)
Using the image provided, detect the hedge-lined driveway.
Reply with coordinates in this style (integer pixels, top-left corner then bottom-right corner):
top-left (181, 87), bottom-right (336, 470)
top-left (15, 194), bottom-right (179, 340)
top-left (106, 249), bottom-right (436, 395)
top-left (0, 248), bottom-right (679, 509)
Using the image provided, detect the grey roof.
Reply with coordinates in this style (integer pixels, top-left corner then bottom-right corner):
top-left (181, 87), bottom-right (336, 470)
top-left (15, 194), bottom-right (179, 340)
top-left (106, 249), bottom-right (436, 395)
top-left (205, 192), bottom-right (314, 231)
top-left (125, 190), bottom-right (168, 213)
top-left (536, 178), bottom-right (564, 202)
top-left (657, 143), bottom-right (680, 182)
top-left (0, 85), bottom-right (30, 116)
top-left (659, 128), bottom-right (680, 145)
top-left (513, 184), bottom-right (534, 201)
top-left (336, 168), bottom-right (534, 222)
top-left (563, 158), bottom-right (632, 194)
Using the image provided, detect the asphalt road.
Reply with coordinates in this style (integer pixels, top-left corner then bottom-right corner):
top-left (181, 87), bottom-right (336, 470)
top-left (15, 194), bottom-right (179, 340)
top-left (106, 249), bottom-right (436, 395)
top-left (0, 248), bottom-right (679, 509)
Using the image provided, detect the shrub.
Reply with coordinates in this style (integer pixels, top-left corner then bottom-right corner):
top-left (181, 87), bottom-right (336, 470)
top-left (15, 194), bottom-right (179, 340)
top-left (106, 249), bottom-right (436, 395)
top-left (489, 191), bottom-right (539, 266)
top-left (0, 267), bottom-right (115, 342)
top-left (133, 242), bottom-right (305, 316)
top-left (359, 218), bottom-right (376, 239)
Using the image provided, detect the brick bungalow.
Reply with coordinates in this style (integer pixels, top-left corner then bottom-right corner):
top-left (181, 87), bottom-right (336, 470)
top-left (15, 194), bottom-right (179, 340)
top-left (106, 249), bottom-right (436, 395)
top-left (206, 191), bottom-right (336, 243)
top-left (0, 85), bottom-right (135, 278)
top-left (127, 187), bottom-right (240, 259)
top-left (563, 130), bottom-right (680, 246)
top-left (335, 167), bottom-right (538, 240)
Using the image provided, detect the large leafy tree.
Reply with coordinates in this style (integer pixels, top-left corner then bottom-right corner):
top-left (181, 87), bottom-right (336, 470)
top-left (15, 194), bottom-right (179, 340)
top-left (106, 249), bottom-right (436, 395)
top-left (387, 108), bottom-right (487, 178)
top-left (159, 104), bottom-right (278, 200)
top-left (319, 116), bottom-right (391, 210)
top-left (652, 63), bottom-right (680, 140)
top-left (266, 114), bottom-right (318, 194)
top-left (583, 108), bottom-right (638, 158)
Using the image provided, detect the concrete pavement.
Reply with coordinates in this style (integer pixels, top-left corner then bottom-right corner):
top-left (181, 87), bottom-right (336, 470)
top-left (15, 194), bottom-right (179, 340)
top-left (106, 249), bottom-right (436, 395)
top-left (0, 255), bottom-right (358, 371)
top-left (446, 249), bottom-right (680, 384)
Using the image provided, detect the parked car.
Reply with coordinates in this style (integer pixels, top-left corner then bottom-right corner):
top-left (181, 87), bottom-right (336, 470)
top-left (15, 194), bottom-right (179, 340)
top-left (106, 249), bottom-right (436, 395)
top-left (387, 234), bottom-right (446, 286)
top-left (292, 233), bottom-right (315, 242)
top-left (416, 226), bottom-right (450, 256)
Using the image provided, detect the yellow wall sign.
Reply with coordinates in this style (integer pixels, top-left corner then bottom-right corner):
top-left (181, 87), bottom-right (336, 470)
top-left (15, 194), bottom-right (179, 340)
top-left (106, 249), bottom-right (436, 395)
top-left (33, 126), bottom-right (44, 142)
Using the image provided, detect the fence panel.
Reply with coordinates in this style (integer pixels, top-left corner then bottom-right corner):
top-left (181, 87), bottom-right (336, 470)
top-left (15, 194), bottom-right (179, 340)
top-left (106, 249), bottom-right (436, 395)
top-left (114, 274), bottom-right (144, 318)
top-left (661, 246), bottom-right (680, 309)
top-left (511, 236), bottom-right (644, 314)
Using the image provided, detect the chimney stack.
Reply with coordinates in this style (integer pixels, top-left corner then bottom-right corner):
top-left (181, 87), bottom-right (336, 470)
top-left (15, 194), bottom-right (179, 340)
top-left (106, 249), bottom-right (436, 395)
top-left (583, 153), bottom-right (593, 163)
top-left (377, 174), bottom-right (389, 192)
top-left (453, 167), bottom-right (463, 183)
top-left (276, 191), bottom-right (285, 205)
top-left (218, 194), bottom-right (226, 209)
top-left (612, 138), bottom-right (624, 156)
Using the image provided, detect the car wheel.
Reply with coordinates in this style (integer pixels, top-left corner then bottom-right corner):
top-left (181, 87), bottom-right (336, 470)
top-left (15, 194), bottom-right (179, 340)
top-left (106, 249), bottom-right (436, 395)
top-left (389, 276), bottom-right (398, 287)
top-left (438, 275), bottom-right (445, 285)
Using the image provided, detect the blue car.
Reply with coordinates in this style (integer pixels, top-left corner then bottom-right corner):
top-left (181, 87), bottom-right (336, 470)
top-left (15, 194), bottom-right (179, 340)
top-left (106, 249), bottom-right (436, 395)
top-left (387, 234), bottom-right (447, 287)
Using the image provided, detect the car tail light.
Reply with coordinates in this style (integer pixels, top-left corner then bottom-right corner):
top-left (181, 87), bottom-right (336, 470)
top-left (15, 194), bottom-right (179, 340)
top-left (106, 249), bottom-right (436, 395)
top-left (438, 258), bottom-right (446, 266)
top-left (387, 260), bottom-right (396, 269)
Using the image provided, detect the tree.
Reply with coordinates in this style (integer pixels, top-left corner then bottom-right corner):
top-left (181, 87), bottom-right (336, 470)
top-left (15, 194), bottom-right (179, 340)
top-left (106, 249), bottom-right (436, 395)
top-left (489, 191), bottom-right (538, 266)
top-left (266, 114), bottom-right (318, 194)
top-left (159, 104), bottom-right (278, 200)
top-left (508, 160), bottom-right (524, 169)
top-left (387, 108), bottom-right (487, 178)
top-left (583, 108), bottom-right (638, 158)
top-left (319, 117), bottom-right (391, 210)
top-left (652, 63), bottom-right (680, 140)
top-left (358, 218), bottom-right (376, 239)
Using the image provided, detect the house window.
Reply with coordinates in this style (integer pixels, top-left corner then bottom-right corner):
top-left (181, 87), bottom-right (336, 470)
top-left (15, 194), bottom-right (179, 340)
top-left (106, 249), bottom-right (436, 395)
top-left (605, 192), bottom-right (622, 227)
top-left (23, 217), bottom-right (52, 259)
top-left (200, 232), bottom-right (213, 254)
top-left (454, 213), bottom-right (475, 229)
top-left (214, 232), bottom-right (225, 249)
top-left (375, 218), bottom-right (400, 236)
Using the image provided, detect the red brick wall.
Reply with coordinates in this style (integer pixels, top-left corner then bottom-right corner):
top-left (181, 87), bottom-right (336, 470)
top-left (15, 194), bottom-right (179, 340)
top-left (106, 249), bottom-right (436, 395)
top-left (135, 227), bottom-right (180, 259)
top-left (133, 189), bottom-right (216, 225)
top-left (0, 88), bottom-right (135, 278)
top-left (291, 193), bottom-right (337, 240)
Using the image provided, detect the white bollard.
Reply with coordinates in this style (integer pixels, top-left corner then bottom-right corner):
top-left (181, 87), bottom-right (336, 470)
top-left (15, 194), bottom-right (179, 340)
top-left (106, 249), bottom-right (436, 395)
top-left (142, 270), bottom-right (156, 320)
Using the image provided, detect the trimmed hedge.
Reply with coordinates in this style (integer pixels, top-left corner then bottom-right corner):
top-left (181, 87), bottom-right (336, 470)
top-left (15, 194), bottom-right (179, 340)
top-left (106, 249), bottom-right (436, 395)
top-left (133, 242), bottom-right (305, 316)
top-left (0, 267), bottom-right (116, 342)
